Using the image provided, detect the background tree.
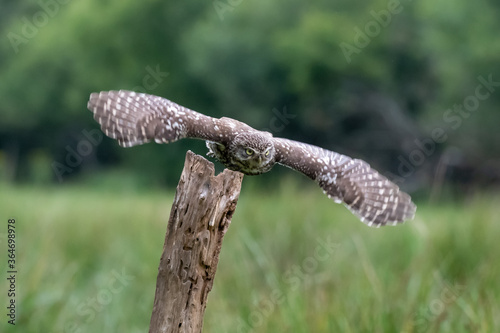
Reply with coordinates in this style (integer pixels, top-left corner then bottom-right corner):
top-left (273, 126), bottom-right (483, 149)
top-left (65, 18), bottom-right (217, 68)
top-left (0, 0), bottom-right (498, 192)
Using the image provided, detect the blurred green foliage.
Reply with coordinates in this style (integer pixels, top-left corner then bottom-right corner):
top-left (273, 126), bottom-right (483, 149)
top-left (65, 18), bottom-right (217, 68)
top-left (1, 181), bottom-right (499, 332)
top-left (0, 0), bottom-right (499, 190)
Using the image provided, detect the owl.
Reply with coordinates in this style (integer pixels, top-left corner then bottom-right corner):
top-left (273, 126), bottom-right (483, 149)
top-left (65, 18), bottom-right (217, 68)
top-left (88, 90), bottom-right (416, 227)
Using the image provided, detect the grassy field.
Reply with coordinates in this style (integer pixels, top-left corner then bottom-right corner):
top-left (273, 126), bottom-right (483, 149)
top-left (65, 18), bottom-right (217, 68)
top-left (1, 180), bottom-right (499, 333)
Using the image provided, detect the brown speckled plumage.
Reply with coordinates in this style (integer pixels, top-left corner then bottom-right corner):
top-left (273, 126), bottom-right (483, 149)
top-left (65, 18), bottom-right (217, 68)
top-left (88, 90), bottom-right (416, 227)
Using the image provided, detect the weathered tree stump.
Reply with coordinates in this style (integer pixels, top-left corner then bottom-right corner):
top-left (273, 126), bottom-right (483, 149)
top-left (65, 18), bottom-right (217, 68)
top-left (149, 151), bottom-right (244, 333)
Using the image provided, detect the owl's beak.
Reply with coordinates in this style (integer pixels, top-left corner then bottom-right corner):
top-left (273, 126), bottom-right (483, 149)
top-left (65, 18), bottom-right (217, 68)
top-left (257, 155), bottom-right (263, 164)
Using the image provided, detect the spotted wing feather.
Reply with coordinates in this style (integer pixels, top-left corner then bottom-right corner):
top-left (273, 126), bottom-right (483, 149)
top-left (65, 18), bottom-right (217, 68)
top-left (273, 138), bottom-right (416, 227)
top-left (87, 90), bottom-right (227, 147)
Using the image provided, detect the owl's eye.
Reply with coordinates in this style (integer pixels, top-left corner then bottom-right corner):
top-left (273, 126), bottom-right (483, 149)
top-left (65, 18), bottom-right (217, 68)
top-left (265, 150), bottom-right (270, 157)
top-left (245, 149), bottom-right (254, 156)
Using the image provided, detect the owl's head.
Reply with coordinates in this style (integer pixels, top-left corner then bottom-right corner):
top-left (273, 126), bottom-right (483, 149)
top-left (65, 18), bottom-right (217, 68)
top-left (230, 132), bottom-right (276, 175)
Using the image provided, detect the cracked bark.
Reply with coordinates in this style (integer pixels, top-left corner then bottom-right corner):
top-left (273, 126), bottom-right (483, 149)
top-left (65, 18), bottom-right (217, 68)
top-left (149, 151), bottom-right (244, 333)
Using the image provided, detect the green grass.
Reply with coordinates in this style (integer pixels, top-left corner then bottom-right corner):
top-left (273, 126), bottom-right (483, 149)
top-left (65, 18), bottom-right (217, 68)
top-left (1, 181), bottom-right (499, 333)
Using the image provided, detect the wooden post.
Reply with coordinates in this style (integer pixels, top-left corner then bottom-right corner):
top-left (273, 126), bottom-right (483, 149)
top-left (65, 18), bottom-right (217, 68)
top-left (149, 151), bottom-right (244, 333)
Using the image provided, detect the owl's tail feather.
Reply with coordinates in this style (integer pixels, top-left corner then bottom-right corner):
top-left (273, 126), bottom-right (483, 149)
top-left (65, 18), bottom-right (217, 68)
top-left (87, 90), bottom-right (187, 148)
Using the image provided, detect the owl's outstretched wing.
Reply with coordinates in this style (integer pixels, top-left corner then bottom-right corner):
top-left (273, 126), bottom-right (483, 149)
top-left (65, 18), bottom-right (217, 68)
top-left (273, 138), bottom-right (416, 227)
top-left (87, 90), bottom-right (240, 147)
